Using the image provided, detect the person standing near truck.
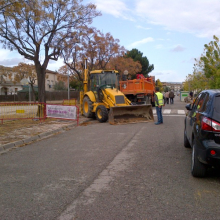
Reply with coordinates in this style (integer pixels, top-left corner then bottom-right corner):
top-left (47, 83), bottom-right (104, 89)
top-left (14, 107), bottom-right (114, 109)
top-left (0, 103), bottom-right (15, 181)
top-left (154, 87), bottom-right (165, 125)
top-left (165, 91), bottom-right (170, 104)
top-left (169, 90), bottom-right (175, 104)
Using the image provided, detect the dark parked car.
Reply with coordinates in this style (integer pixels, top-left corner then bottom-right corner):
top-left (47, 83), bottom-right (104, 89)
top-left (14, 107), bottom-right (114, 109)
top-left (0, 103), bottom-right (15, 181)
top-left (184, 89), bottom-right (220, 177)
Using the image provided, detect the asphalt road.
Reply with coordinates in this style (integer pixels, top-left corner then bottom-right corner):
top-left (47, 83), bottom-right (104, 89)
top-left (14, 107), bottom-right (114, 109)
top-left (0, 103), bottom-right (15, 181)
top-left (1, 97), bottom-right (220, 220)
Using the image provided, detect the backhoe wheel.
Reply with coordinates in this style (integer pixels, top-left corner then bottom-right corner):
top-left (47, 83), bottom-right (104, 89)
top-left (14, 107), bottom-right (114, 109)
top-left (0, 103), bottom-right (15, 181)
top-left (83, 96), bottom-right (94, 118)
top-left (96, 105), bottom-right (108, 123)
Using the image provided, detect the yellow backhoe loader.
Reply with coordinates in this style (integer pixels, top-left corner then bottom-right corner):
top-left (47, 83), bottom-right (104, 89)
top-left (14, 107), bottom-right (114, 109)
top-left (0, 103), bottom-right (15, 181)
top-left (80, 59), bottom-right (154, 125)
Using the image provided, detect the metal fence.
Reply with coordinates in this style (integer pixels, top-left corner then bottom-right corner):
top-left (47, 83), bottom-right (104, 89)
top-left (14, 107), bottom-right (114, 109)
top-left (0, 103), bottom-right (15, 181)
top-left (62, 98), bottom-right (77, 105)
top-left (0, 91), bottom-right (80, 102)
top-left (0, 102), bottom-right (79, 124)
top-left (0, 102), bottom-right (46, 123)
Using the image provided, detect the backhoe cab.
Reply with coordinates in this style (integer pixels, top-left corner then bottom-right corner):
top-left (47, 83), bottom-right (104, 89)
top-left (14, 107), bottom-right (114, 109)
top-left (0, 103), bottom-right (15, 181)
top-left (80, 59), bottom-right (154, 125)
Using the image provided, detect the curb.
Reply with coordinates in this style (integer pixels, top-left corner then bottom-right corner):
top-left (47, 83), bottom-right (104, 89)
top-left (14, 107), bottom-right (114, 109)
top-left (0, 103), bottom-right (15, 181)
top-left (0, 118), bottom-right (92, 154)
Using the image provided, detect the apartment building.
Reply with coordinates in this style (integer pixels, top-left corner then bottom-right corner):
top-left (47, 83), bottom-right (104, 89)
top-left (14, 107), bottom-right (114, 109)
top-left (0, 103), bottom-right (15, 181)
top-left (162, 82), bottom-right (183, 92)
top-left (0, 65), bottom-right (59, 95)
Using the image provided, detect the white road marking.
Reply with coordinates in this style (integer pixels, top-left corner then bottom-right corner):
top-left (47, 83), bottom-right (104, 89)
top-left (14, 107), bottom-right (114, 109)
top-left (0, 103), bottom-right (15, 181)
top-left (153, 109), bottom-right (186, 116)
top-left (163, 109), bottom-right (171, 114)
top-left (178, 110), bottom-right (186, 114)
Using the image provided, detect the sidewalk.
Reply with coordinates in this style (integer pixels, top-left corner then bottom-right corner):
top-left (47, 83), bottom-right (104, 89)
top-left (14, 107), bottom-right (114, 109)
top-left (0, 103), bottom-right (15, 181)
top-left (0, 115), bottom-right (92, 154)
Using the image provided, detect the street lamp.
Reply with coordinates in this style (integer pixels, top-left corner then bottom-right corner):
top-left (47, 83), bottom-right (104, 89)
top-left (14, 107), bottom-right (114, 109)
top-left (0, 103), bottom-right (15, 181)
top-left (123, 70), bottom-right (128, 80)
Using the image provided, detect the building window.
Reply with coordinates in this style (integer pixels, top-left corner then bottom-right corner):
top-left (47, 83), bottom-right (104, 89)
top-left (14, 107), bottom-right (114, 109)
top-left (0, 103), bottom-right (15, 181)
top-left (47, 80), bottom-right (50, 89)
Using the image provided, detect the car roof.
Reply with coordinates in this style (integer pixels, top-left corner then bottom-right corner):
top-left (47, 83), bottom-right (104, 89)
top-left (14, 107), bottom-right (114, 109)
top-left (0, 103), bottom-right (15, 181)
top-left (201, 89), bottom-right (220, 95)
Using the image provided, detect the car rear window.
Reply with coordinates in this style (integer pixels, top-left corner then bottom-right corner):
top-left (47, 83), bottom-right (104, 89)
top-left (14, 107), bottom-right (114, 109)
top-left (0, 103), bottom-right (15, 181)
top-left (212, 95), bottom-right (220, 122)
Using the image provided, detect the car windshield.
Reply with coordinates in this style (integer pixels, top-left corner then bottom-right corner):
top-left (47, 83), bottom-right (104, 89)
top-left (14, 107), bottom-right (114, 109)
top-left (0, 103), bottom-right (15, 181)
top-left (90, 72), bottom-right (119, 91)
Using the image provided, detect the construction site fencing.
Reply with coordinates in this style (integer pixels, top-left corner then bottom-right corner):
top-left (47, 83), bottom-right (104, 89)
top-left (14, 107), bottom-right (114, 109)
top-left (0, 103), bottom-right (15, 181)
top-left (0, 102), bottom-right (46, 124)
top-left (0, 91), bottom-right (80, 102)
top-left (0, 102), bottom-right (79, 125)
top-left (46, 103), bottom-right (79, 125)
top-left (62, 98), bottom-right (77, 105)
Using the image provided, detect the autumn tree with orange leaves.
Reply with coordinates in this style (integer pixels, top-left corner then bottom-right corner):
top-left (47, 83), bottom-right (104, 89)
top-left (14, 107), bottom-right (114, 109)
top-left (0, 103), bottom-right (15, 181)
top-left (0, 0), bottom-right (20, 10)
top-left (0, 0), bottom-right (100, 103)
top-left (62, 27), bottom-right (126, 81)
top-left (12, 63), bottom-right (38, 102)
top-left (106, 56), bottom-right (142, 80)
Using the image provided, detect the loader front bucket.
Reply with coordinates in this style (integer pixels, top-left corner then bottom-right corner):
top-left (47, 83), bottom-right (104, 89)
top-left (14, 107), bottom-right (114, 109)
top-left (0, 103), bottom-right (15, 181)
top-left (108, 104), bottom-right (154, 125)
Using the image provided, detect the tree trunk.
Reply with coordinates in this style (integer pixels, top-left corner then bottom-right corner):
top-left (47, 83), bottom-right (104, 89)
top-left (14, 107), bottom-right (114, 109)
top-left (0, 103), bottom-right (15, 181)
top-left (30, 83), bottom-right (36, 103)
top-left (35, 63), bottom-right (46, 103)
top-left (35, 62), bottom-right (46, 118)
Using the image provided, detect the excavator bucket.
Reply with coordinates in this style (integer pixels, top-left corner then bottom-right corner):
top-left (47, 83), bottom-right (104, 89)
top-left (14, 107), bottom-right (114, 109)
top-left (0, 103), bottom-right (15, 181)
top-left (108, 104), bottom-right (154, 125)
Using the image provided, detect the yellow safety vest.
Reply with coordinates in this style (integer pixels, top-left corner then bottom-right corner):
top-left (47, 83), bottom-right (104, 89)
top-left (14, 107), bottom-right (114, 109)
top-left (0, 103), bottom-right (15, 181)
top-left (155, 92), bottom-right (164, 106)
top-left (192, 105), bottom-right (200, 117)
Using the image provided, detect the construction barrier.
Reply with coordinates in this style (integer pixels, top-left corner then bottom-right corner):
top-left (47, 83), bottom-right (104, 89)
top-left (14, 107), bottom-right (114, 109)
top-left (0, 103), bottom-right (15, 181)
top-left (0, 102), bottom-right (46, 124)
top-left (0, 102), bottom-right (79, 125)
top-left (62, 98), bottom-right (77, 106)
top-left (46, 104), bottom-right (79, 125)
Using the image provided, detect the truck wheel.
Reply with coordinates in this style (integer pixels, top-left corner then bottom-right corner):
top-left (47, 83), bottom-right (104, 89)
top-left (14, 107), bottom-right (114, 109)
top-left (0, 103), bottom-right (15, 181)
top-left (96, 105), bottom-right (108, 123)
top-left (184, 127), bottom-right (191, 148)
top-left (191, 141), bottom-right (207, 177)
top-left (83, 96), bottom-right (94, 118)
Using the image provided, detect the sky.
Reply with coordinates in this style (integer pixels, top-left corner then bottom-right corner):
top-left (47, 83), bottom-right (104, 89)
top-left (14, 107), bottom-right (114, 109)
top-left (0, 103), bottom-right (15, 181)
top-left (1, 0), bottom-right (220, 82)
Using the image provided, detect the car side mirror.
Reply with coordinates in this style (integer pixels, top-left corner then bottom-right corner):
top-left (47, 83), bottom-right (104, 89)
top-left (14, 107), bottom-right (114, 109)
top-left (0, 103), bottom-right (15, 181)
top-left (185, 103), bottom-right (192, 111)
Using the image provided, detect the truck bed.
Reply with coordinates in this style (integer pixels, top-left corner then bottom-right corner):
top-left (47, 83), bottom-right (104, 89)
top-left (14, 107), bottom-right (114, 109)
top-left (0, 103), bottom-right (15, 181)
top-left (119, 77), bottom-right (155, 95)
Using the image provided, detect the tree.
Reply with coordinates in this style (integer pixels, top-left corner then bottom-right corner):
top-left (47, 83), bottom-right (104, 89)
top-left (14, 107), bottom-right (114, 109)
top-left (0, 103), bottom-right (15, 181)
top-left (155, 79), bottom-right (163, 91)
top-left (62, 27), bottom-right (126, 82)
top-left (69, 79), bottom-right (82, 91)
top-left (92, 30), bottom-right (126, 70)
top-left (194, 35), bottom-right (220, 89)
top-left (0, 0), bottom-right (100, 102)
top-left (53, 81), bottom-right (67, 91)
top-left (125, 49), bottom-right (154, 77)
top-left (58, 64), bottom-right (83, 90)
top-left (12, 63), bottom-right (37, 102)
top-left (106, 56), bottom-right (142, 80)
top-left (184, 70), bottom-right (209, 92)
top-left (0, 0), bottom-right (19, 10)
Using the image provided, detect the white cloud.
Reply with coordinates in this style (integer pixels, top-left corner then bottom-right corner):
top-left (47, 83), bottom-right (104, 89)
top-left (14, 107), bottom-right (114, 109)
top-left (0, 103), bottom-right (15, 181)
top-left (0, 57), bottom-right (24, 66)
top-left (136, 25), bottom-right (151, 30)
top-left (135, 0), bottom-right (220, 38)
top-left (128, 37), bottom-right (154, 48)
top-left (170, 45), bottom-right (186, 52)
top-left (92, 0), bottom-right (220, 38)
top-left (0, 48), bottom-right (63, 70)
top-left (0, 49), bottom-right (10, 58)
top-left (93, 0), bottom-right (134, 21)
top-left (0, 49), bottom-right (29, 66)
top-left (47, 58), bottom-right (65, 71)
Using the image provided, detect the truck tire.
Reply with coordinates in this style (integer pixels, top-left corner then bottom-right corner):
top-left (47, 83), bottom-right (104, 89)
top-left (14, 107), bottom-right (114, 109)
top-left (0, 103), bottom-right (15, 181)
top-left (191, 141), bottom-right (207, 177)
top-left (83, 96), bottom-right (94, 118)
top-left (96, 105), bottom-right (108, 123)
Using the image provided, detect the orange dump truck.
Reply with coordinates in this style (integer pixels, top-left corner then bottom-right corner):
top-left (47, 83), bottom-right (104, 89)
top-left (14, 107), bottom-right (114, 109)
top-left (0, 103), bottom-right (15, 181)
top-left (119, 75), bottom-right (155, 105)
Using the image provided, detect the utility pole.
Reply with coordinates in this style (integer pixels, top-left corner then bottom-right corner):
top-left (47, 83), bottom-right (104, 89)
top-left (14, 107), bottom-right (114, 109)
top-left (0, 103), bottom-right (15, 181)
top-left (68, 71), bottom-right (70, 100)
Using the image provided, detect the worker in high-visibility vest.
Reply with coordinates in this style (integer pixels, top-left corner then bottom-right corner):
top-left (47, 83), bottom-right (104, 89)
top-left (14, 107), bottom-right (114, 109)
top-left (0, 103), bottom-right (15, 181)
top-left (154, 87), bottom-right (165, 125)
